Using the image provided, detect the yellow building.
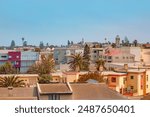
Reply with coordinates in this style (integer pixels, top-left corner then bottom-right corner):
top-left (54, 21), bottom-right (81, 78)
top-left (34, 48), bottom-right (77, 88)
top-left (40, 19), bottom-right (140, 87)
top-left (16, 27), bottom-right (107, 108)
top-left (0, 74), bottom-right (38, 87)
top-left (106, 69), bottom-right (150, 96)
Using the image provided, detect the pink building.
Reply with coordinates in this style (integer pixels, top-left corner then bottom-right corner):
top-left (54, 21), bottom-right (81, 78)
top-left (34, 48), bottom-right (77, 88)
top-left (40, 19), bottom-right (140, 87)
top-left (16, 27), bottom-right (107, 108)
top-left (8, 51), bottom-right (21, 68)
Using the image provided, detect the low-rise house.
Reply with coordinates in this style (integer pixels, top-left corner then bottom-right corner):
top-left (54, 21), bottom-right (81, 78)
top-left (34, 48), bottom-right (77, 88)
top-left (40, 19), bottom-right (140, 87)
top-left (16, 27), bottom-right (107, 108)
top-left (0, 87), bottom-right (37, 100)
top-left (37, 83), bottom-right (72, 100)
top-left (0, 74), bottom-right (38, 87)
top-left (37, 83), bottom-right (127, 100)
top-left (62, 72), bottom-right (79, 82)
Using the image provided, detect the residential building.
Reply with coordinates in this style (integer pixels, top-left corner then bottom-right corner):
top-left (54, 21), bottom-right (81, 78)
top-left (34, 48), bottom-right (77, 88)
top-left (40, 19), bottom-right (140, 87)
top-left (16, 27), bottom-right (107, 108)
top-left (0, 87), bottom-right (37, 100)
top-left (20, 51), bottom-right (39, 73)
top-left (141, 48), bottom-right (150, 64)
top-left (90, 48), bottom-right (104, 63)
top-left (37, 83), bottom-right (127, 100)
top-left (0, 74), bottom-right (38, 87)
top-left (105, 69), bottom-right (150, 96)
top-left (8, 51), bottom-right (21, 71)
top-left (104, 48), bottom-right (135, 63)
top-left (54, 47), bottom-right (83, 65)
top-left (0, 50), bottom-right (39, 73)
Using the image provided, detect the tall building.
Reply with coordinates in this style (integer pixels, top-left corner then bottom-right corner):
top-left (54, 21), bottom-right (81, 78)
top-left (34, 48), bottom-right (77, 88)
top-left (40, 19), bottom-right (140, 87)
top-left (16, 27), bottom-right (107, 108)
top-left (115, 35), bottom-right (120, 47)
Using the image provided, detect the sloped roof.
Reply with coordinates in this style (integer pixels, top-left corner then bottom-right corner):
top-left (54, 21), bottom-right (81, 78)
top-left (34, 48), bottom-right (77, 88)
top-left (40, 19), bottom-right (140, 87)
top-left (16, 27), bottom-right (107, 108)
top-left (38, 83), bottom-right (72, 94)
top-left (37, 83), bottom-right (127, 100)
top-left (70, 83), bottom-right (127, 100)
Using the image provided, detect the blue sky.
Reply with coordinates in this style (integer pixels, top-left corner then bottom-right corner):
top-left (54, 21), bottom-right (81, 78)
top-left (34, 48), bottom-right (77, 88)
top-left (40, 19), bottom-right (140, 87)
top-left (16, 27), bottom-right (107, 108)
top-left (0, 0), bottom-right (150, 46)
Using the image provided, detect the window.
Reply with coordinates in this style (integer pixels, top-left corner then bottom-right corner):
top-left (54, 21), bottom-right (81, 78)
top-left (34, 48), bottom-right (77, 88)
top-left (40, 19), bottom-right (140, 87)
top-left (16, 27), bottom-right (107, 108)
top-left (147, 75), bottom-right (148, 81)
top-left (123, 57), bottom-right (125, 59)
top-left (1, 55), bottom-right (7, 58)
top-left (126, 57), bottom-right (128, 59)
top-left (141, 85), bottom-right (143, 90)
top-left (94, 51), bottom-right (97, 53)
top-left (123, 77), bottom-right (127, 84)
top-left (111, 77), bottom-right (116, 82)
top-left (15, 61), bottom-right (18, 65)
top-left (9, 56), bottom-right (12, 58)
top-left (130, 76), bottom-right (134, 79)
top-left (108, 56), bottom-right (112, 59)
top-left (130, 57), bottom-right (134, 59)
top-left (48, 94), bottom-right (60, 100)
top-left (16, 56), bottom-right (19, 58)
top-left (131, 86), bottom-right (134, 90)
top-left (115, 57), bottom-right (119, 59)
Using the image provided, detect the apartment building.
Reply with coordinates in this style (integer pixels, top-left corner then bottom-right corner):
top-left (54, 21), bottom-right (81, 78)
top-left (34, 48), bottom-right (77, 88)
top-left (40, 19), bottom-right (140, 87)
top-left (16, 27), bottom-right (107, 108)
top-left (106, 69), bottom-right (150, 96)
top-left (90, 48), bottom-right (104, 63)
top-left (20, 51), bottom-right (39, 73)
top-left (0, 50), bottom-right (39, 73)
top-left (141, 48), bottom-right (150, 64)
top-left (54, 47), bottom-right (83, 64)
top-left (0, 50), bottom-right (21, 71)
top-left (104, 48), bottom-right (135, 63)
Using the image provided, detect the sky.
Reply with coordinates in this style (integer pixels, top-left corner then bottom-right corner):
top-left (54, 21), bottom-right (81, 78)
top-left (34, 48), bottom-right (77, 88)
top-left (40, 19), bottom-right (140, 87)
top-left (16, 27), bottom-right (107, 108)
top-left (0, 0), bottom-right (150, 46)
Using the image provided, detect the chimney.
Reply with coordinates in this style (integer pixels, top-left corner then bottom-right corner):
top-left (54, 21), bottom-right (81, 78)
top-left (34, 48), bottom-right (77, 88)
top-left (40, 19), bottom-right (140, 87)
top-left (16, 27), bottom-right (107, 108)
top-left (8, 86), bottom-right (13, 97)
top-left (124, 64), bottom-right (128, 71)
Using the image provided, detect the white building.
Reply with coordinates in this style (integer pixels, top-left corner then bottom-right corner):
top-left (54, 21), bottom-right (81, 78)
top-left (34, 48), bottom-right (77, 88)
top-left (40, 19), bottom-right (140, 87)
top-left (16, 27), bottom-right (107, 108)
top-left (20, 51), bottom-right (39, 73)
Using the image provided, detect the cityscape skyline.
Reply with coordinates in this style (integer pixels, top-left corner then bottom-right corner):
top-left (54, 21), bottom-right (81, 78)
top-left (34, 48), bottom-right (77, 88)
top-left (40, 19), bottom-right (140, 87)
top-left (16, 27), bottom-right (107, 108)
top-left (0, 0), bottom-right (150, 46)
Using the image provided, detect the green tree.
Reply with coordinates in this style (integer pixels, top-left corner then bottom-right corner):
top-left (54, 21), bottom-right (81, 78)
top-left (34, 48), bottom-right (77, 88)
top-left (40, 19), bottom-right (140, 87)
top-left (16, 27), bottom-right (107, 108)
top-left (133, 40), bottom-right (138, 47)
top-left (34, 47), bottom-right (41, 52)
top-left (67, 40), bottom-right (70, 46)
top-left (39, 41), bottom-right (44, 49)
top-left (111, 43), bottom-right (116, 48)
top-left (23, 41), bottom-right (27, 46)
top-left (0, 62), bottom-right (16, 74)
top-left (124, 36), bottom-right (130, 46)
top-left (68, 53), bottom-right (84, 72)
top-left (83, 44), bottom-right (90, 71)
top-left (10, 40), bottom-right (15, 49)
top-left (27, 54), bottom-right (55, 75)
top-left (78, 72), bottom-right (104, 83)
top-left (0, 76), bottom-right (25, 87)
top-left (95, 59), bottom-right (106, 71)
top-left (38, 74), bottom-right (52, 84)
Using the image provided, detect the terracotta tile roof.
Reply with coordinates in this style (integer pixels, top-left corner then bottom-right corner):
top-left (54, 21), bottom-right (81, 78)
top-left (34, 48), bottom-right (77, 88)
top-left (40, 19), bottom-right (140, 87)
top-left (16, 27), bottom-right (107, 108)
top-left (0, 87), bottom-right (37, 100)
top-left (38, 83), bottom-right (72, 94)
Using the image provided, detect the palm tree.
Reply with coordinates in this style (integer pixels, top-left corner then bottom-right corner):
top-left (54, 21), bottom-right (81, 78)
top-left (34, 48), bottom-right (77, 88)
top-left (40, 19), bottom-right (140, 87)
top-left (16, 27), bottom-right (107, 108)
top-left (38, 74), bottom-right (52, 84)
top-left (27, 54), bottom-right (55, 75)
top-left (95, 59), bottom-right (106, 71)
top-left (68, 53), bottom-right (84, 72)
top-left (0, 61), bottom-right (16, 74)
top-left (0, 76), bottom-right (25, 87)
top-left (78, 72), bottom-right (104, 83)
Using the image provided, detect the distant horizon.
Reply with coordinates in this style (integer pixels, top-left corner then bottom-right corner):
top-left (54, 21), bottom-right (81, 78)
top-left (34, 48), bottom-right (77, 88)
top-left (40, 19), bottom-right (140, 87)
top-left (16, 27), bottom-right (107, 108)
top-left (0, 0), bottom-right (150, 46)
